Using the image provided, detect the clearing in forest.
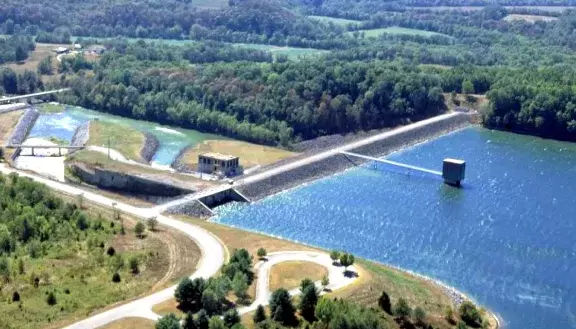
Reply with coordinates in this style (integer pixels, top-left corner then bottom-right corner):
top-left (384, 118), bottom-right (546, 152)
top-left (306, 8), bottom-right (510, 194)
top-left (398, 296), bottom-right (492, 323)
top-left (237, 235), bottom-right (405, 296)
top-left (503, 14), bottom-right (558, 23)
top-left (308, 15), bottom-right (362, 27)
top-left (347, 26), bottom-right (449, 38)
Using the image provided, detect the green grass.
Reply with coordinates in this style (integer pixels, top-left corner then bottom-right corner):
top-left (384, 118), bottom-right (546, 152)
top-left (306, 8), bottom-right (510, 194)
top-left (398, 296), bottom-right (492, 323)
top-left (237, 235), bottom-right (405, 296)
top-left (232, 43), bottom-right (329, 60)
top-left (88, 120), bottom-right (146, 162)
top-left (38, 102), bottom-right (66, 113)
top-left (308, 15), bottom-right (362, 27)
top-left (347, 26), bottom-right (449, 38)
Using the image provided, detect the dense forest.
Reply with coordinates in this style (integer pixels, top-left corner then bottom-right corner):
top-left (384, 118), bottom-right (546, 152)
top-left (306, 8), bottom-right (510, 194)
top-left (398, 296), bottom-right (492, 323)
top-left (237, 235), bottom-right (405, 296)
top-left (0, 35), bottom-right (34, 64)
top-left (2, 0), bottom-right (576, 141)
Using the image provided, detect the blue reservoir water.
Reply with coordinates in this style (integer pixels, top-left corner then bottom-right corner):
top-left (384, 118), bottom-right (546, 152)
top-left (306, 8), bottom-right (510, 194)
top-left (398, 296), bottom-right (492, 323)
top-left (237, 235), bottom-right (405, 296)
top-left (214, 127), bottom-right (576, 329)
top-left (28, 106), bottom-right (225, 166)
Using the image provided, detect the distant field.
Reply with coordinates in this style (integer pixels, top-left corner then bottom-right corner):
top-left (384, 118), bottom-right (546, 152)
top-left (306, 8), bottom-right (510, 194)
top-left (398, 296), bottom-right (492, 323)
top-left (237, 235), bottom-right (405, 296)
top-left (6, 43), bottom-right (64, 75)
top-left (409, 5), bottom-right (575, 13)
top-left (232, 43), bottom-right (329, 59)
top-left (308, 15), bottom-right (362, 27)
top-left (348, 26), bottom-right (448, 38)
top-left (503, 14), bottom-right (559, 23)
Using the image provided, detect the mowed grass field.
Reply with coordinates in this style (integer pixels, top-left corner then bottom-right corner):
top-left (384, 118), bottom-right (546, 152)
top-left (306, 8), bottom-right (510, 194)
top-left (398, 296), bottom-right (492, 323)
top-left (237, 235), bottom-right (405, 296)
top-left (503, 14), bottom-right (559, 23)
top-left (308, 15), bottom-right (362, 27)
top-left (269, 261), bottom-right (327, 292)
top-left (88, 121), bottom-right (146, 162)
top-left (233, 43), bottom-right (329, 60)
top-left (180, 140), bottom-right (296, 170)
top-left (347, 26), bottom-right (449, 38)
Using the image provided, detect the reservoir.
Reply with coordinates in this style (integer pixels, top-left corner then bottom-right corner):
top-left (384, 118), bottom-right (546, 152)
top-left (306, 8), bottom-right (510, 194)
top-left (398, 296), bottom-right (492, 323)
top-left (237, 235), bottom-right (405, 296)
top-left (28, 105), bottom-right (225, 166)
top-left (214, 127), bottom-right (576, 329)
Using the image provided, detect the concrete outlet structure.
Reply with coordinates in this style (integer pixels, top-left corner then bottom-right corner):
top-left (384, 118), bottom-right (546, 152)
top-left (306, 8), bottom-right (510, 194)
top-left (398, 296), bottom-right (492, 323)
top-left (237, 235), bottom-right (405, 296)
top-left (442, 158), bottom-right (466, 186)
top-left (198, 152), bottom-right (242, 177)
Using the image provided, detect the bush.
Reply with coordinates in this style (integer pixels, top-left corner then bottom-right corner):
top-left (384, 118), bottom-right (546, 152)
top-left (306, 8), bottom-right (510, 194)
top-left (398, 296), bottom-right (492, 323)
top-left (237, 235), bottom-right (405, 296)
top-left (257, 247), bottom-right (267, 259)
top-left (112, 272), bottom-right (121, 283)
top-left (394, 298), bottom-right (412, 319)
top-left (459, 301), bottom-right (483, 327)
top-left (135, 222), bottom-right (145, 238)
top-left (156, 313), bottom-right (181, 329)
top-left (330, 250), bottom-right (340, 264)
top-left (378, 291), bottom-right (392, 315)
top-left (106, 246), bottom-right (116, 256)
top-left (12, 291), bottom-right (20, 302)
top-left (413, 306), bottom-right (426, 325)
top-left (46, 291), bottom-right (57, 305)
top-left (147, 217), bottom-right (158, 231)
top-left (129, 256), bottom-right (140, 274)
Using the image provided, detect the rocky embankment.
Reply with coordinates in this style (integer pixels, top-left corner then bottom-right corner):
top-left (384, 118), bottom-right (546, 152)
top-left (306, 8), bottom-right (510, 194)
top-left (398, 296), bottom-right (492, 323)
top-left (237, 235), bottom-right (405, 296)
top-left (237, 112), bottom-right (473, 201)
top-left (9, 108), bottom-right (39, 145)
top-left (171, 145), bottom-right (194, 173)
top-left (164, 200), bottom-right (213, 217)
top-left (71, 122), bottom-right (90, 147)
top-left (140, 133), bottom-right (160, 163)
top-left (68, 162), bottom-right (193, 197)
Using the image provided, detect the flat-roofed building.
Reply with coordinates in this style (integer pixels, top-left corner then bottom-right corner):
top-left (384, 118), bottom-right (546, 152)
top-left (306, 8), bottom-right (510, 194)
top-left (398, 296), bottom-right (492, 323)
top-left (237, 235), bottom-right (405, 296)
top-left (198, 152), bottom-right (242, 177)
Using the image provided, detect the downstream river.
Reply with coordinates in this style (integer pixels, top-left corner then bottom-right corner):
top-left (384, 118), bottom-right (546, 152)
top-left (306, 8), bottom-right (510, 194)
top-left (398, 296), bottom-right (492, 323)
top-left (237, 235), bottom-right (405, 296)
top-left (214, 127), bottom-right (576, 329)
top-left (28, 105), bottom-right (225, 166)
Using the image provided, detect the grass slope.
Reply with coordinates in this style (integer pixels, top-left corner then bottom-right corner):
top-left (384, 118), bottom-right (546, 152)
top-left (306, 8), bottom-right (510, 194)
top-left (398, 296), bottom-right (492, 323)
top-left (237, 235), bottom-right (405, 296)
top-left (88, 121), bottom-right (146, 163)
top-left (180, 140), bottom-right (296, 170)
top-left (269, 261), bottom-right (327, 292)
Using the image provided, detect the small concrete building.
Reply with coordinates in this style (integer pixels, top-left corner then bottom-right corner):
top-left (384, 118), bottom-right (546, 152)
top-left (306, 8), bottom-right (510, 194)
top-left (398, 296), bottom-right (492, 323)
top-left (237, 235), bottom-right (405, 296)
top-left (442, 158), bottom-right (466, 186)
top-left (198, 153), bottom-right (241, 177)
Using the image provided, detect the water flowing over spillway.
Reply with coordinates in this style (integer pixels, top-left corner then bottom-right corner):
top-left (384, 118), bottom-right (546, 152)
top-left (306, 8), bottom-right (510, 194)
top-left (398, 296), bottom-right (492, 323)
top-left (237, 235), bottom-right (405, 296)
top-left (28, 106), bottom-right (225, 166)
top-left (214, 127), bottom-right (576, 329)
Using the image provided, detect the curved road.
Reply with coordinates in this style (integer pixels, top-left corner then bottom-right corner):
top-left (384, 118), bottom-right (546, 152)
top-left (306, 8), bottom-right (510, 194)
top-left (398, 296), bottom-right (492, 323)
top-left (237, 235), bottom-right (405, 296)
top-left (0, 164), bottom-right (358, 328)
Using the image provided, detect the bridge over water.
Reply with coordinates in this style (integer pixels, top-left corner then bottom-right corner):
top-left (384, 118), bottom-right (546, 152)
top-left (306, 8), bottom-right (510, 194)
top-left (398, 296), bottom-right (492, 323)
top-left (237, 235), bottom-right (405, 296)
top-left (0, 88), bottom-right (71, 104)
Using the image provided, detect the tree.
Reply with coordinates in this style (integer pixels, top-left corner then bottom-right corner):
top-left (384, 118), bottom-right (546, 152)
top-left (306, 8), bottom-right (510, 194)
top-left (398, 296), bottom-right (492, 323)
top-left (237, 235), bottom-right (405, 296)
top-left (232, 272), bottom-right (249, 303)
top-left (253, 305), bottom-right (267, 324)
top-left (156, 314), bottom-right (181, 329)
top-left (15, 46), bottom-right (27, 62)
top-left (413, 306), bottom-right (426, 326)
top-left (107, 246), bottom-right (116, 256)
top-left (17, 259), bottom-right (24, 275)
top-left (148, 217), bottom-right (158, 231)
top-left (208, 317), bottom-right (226, 329)
top-left (175, 277), bottom-right (206, 312)
top-left (299, 284), bottom-right (319, 322)
top-left (196, 310), bottom-right (210, 329)
top-left (378, 291), bottom-right (392, 315)
top-left (257, 247), bottom-right (267, 260)
top-left (269, 288), bottom-right (297, 326)
top-left (394, 298), bottom-right (412, 319)
top-left (37, 56), bottom-right (53, 75)
top-left (339, 253), bottom-right (355, 273)
top-left (459, 301), bottom-right (483, 327)
top-left (223, 309), bottom-right (240, 327)
top-left (462, 80), bottom-right (475, 95)
top-left (112, 272), bottom-right (121, 282)
top-left (129, 256), bottom-right (140, 274)
top-left (201, 289), bottom-right (221, 315)
top-left (321, 275), bottom-right (329, 291)
top-left (183, 313), bottom-right (198, 329)
top-left (46, 291), bottom-right (57, 306)
top-left (315, 298), bottom-right (336, 324)
top-left (135, 222), bottom-right (145, 238)
top-left (330, 250), bottom-right (340, 265)
top-left (12, 291), bottom-right (20, 302)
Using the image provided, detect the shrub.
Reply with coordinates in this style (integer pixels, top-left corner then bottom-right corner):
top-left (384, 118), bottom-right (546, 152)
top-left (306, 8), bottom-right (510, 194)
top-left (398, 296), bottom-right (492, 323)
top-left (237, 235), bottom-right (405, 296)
top-left (413, 306), bottom-right (426, 325)
top-left (147, 217), bottom-right (158, 231)
top-left (257, 247), bottom-right (267, 259)
top-left (459, 301), bottom-right (482, 327)
top-left (106, 246), bottom-right (116, 256)
top-left (156, 313), bottom-right (181, 329)
top-left (12, 291), bottom-right (20, 302)
top-left (394, 298), bottom-right (412, 318)
top-left (135, 222), bottom-right (145, 238)
top-left (330, 250), bottom-right (340, 264)
top-left (129, 256), bottom-right (140, 274)
top-left (46, 291), bottom-right (57, 305)
top-left (112, 272), bottom-right (121, 283)
top-left (378, 291), bottom-right (392, 315)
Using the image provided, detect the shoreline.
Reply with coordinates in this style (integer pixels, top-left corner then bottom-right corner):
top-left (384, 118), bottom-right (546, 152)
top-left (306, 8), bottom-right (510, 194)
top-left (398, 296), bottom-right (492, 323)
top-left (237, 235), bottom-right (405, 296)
top-left (207, 217), bottom-right (501, 328)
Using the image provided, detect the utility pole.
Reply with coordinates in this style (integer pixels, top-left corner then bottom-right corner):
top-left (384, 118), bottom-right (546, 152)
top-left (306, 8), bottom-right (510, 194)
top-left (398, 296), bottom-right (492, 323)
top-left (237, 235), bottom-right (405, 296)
top-left (107, 136), bottom-right (111, 160)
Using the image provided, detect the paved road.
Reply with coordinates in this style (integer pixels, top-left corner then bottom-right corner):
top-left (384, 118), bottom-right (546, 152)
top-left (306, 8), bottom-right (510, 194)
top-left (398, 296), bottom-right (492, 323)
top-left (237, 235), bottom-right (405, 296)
top-left (239, 251), bottom-right (358, 314)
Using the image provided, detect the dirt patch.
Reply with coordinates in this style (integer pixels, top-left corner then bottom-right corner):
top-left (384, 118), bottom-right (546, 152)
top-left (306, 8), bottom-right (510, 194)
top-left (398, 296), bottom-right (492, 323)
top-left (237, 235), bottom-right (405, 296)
top-left (269, 261), bottom-right (327, 292)
top-left (0, 110), bottom-right (24, 144)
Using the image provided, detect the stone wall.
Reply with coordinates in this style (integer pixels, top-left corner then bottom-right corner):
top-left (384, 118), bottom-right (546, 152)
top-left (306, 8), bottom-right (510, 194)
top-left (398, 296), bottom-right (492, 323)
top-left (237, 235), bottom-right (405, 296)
top-left (9, 108), bottom-right (39, 145)
top-left (68, 163), bottom-right (193, 197)
top-left (237, 113), bottom-right (473, 201)
top-left (140, 133), bottom-right (159, 163)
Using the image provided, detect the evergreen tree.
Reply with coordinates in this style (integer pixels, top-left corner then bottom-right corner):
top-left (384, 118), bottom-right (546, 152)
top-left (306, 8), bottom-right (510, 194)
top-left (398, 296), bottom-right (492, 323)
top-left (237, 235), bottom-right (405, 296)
top-left (175, 277), bottom-right (206, 312)
top-left (269, 288), bottom-right (297, 326)
top-left (253, 305), bottom-right (267, 324)
top-left (156, 314), bottom-right (181, 329)
top-left (299, 284), bottom-right (319, 322)
top-left (378, 291), bottom-right (392, 315)
top-left (223, 309), bottom-right (240, 327)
